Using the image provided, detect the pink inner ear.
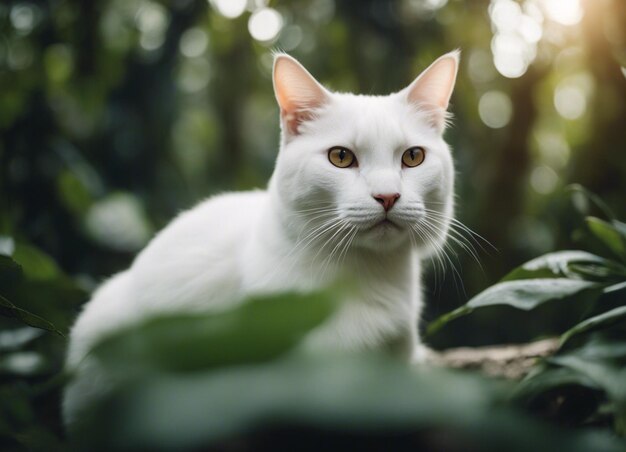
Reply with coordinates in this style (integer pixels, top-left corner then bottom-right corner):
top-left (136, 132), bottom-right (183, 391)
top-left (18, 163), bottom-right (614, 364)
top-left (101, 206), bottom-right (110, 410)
top-left (273, 55), bottom-right (328, 136)
top-left (407, 54), bottom-right (459, 111)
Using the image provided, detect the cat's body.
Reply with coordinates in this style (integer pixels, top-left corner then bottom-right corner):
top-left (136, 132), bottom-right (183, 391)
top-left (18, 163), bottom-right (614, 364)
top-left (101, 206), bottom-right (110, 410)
top-left (64, 52), bottom-right (459, 425)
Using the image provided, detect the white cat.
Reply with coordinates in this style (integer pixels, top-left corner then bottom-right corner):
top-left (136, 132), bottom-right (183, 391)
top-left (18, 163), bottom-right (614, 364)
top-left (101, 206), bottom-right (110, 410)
top-left (63, 51), bottom-right (459, 424)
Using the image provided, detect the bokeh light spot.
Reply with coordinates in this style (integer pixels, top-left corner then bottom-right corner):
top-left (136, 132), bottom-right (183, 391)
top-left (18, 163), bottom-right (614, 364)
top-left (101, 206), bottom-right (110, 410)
top-left (531, 165), bottom-right (559, 194)
top-left (478, 90), bottom-right (513, 128)
top-left (554, 84), bottom-right (586, 120)
top-left (86, 194), bottom-right (153, 252)
top-left (248, 8), bottom-right (283, 43)
top-left (10, 3), bottom-right (37, 34)
top-left (180, 28), bottom-right (209, 58)
top-left (177, 59), bottom-right (211, 93)
top-left (210, 0), bottom-right (247, 19)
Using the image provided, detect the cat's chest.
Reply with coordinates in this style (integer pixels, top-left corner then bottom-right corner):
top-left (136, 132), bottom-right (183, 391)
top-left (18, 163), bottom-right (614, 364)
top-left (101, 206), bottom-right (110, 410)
top-left (243, 248), bottom-right (415, 307)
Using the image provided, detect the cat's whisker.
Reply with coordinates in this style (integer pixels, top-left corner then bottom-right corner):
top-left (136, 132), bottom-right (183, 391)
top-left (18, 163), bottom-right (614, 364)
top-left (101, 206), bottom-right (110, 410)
top-left (292, 210), bottom-right (338, 231)
top-left (409, 224), bottom-right (446, 284)
top-left (320, 223), bottom-right (355, 278)
top-left (417, 221), bottom-right (467, 298)
top-left (422, 208), bottom-right (496, 252)
top-left (338, 226), bottom-right (358, 269)
top-left (422, 214), bottom-right (483, 269)
top-left (311, 220), bottom-right (351, 276)
top-left (292, 217), bottom-right (342, 255)
top-left (412, 221), bottom-right (465, 297)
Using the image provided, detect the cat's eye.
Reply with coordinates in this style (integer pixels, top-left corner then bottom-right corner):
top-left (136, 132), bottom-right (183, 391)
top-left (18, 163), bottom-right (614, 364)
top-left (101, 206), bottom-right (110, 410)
top-left (328, 147), bottom-right (356, 168)
top-left (402, 147), bottom-right (426, 168)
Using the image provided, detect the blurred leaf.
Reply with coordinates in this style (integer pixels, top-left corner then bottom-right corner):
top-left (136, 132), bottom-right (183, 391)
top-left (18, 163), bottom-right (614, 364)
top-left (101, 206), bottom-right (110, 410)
top-left (12, 243), bottom-right (62, 282)
top-left (560, 306), bottom-right (626, 347)
top-left (567, 184), bottom-right (616, 220)
top-left (514, 366), bottom-right (604, 422)
top-left (613, 221), bottom-right (626, 238)
top-left (0, 254), bottom-right (23, 287)
top-left (501, 251), bottom-right (624, 281)
top-left (586, 217), bottom-right (626, 262)
top-left (56, 170), bottom-right (93, 216)
top-left (428, 279), bottom-right (600, 336)
top-left (0, 294), bottom-right (62, 335)
top-left (549, 355), bottom-right (626, 435)
top-left (0, 327), bottom-right (44, 351)
top-left (92, 291), bottom-right (335, 373)
top-left (0, 351), bottom-right (46, 376)
top-left (75, 354), bottom-right (624, 452)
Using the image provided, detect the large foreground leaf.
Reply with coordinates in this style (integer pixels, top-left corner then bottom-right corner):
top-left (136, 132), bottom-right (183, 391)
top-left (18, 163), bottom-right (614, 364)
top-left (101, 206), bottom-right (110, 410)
top-left (428, 279), bottom-right (600, 336)
top-left (91, 291), bottom-right (335, 373)
top-left (73, 354), bottom-right (624, 452)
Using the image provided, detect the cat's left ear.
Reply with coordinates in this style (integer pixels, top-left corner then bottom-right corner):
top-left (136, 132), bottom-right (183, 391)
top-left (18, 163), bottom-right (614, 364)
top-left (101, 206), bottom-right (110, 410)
top-left (273, 53), bottom-right (330, 137)
top-left (402, 50), bottom-right (460, 132)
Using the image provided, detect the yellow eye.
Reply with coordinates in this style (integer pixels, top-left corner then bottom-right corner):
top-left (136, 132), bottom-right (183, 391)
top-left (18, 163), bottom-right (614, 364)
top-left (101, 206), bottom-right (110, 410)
top-left (328, 147), bottom-right (356, 168)
top-left (402, 147), bottom-right (426, 168)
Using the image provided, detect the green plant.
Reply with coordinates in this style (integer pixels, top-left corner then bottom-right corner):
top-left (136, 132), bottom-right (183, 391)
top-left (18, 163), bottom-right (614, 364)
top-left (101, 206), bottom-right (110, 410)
top-left (429, 187), bottom-right (626, 436)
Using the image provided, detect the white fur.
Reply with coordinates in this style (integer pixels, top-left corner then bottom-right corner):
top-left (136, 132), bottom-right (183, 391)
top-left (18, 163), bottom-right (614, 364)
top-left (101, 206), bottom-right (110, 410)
top-left (63, 52), bottom-right (459, 425)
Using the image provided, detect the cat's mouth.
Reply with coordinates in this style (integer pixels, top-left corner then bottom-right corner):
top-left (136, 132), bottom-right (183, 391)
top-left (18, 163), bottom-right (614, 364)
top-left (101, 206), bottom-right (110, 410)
top-left (368, 218), bottom-right (400, 231)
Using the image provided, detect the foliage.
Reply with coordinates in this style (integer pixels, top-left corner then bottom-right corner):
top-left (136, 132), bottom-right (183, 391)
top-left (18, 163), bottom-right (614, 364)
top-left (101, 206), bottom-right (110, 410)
top-left (1, 192), bottom-right (625, 450)
top-left (429, 190), bottom-right (626, 438)
top-left (0, 0), bottom-right (625, 449)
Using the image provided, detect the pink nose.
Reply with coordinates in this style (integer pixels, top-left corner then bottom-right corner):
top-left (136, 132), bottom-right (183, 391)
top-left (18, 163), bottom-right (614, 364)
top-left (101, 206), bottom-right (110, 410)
top-left (373, 193), bottom-right (400, 212)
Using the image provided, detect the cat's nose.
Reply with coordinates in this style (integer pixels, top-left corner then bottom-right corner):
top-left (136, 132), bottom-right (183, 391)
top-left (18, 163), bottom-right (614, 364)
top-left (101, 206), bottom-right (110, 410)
top-left (373, 193), bottom-right (400, 212)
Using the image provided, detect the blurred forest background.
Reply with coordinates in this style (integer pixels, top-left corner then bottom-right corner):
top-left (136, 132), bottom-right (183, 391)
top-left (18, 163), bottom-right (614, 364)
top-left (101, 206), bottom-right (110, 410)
top-left (1, 0), bottom-right (624, 344)
top-left (0, 0), bottom-right (625, 449)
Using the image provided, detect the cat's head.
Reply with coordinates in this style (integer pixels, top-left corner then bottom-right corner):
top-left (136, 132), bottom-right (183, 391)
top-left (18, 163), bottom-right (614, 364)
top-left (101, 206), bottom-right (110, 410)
top-left (269, 52), bottom-right (459, 256)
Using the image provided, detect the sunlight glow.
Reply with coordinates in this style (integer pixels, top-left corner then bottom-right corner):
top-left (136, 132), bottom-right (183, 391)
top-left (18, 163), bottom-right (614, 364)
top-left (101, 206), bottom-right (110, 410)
top-left (542, 0), bottom-right (583, 26)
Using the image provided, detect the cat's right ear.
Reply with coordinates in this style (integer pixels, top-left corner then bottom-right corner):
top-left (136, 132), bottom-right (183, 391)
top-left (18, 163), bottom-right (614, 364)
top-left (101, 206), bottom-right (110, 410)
top-left (402, 50), bottom-right (460, 132)
top-left (273, 54), bottom-right (329, 137)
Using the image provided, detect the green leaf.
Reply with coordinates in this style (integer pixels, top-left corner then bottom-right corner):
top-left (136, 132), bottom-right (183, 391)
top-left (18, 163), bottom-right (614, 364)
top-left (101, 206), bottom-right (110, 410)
top-left (11, 243), bottom-right (62, 281)
top-left (612, 220), bottom-right (626, 239)
top-left (0, 254), bottom-right (23, 287)
top-left (0, 294), bottom-right (63, 335)
top-left (428, 279), bottom-right (600, 336)
top-left (560, 306), bottom-right (626, 347)
top-left (548, 355), bottom-right (626, 434)
top-left (467, 278), bottom-right (600, 310)
top-left (501, 251), bottom-right (620, 281)
top-left (586, 217), bottom-right (626, 262)
top-left (567, 184), bottom-right (616, 220)
top-left (74, 354), bottom-right (625, 452)
top-left (91, 291), bottom-right (336, 373)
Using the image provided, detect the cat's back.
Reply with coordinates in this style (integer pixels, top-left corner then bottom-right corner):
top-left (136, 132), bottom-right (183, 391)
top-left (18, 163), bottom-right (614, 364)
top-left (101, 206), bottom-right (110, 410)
top-left (67, 190), bottom-right (267, 369)
top-left (130, 189), bottom-right (269, 308)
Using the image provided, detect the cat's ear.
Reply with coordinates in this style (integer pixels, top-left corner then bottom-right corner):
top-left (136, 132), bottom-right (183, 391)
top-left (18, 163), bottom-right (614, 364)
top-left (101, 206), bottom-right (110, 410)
top-left (402, 50), bottom-right (460, 131)
top-left (273, 53), bottom-right (330, 136)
